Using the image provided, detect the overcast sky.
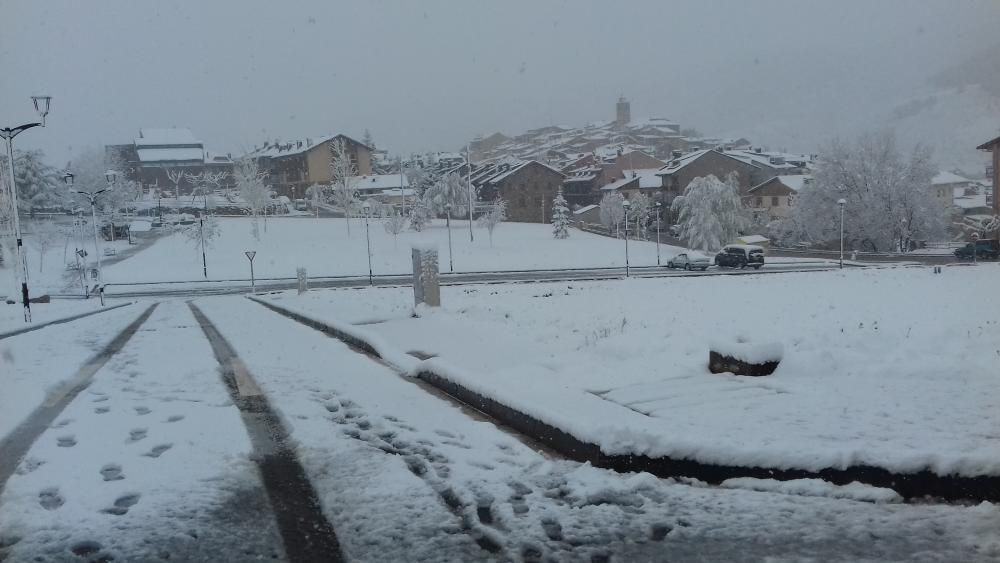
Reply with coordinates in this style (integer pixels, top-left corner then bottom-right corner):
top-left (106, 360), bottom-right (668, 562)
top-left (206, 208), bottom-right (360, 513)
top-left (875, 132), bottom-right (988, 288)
top-left (1, 0), bottom-right (997, 166)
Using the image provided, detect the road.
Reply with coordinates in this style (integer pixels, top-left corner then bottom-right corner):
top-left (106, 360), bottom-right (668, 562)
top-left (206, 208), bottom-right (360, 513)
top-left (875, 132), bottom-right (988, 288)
top-left (102, 260), bottom-right (852, 298)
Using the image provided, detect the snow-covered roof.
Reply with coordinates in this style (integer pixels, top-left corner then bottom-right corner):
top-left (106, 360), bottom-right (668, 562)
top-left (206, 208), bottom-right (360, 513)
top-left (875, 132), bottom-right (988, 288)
top-left (136, 147), bottom-right (205, 163)
top-left (249, 135), bottom-right (335, 159)
top-left (380, 188), bottom-right (416, 197)
top-left (600, 176), bottom-right (638, 191)
top-left (573, 204), bottom-right (599, 215)
top-left (954, 194), bottom-right (989, 209)
top-left (778, 174), bottom-right (811, 192)
top-left (932, 171), bottom-right (971, 185)
top-left (135, 128), bottom-right (200, 147)
top-left (736, 235), bottom-right (769, 245)
top-left (354, 174), bottom-right (409, 191)
top-left (622, 168), bottom-right (663, 189)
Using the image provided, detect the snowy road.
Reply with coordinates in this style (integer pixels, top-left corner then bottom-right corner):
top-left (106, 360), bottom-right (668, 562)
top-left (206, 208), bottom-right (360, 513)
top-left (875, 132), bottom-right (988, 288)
top-left (1, 296), bottom-right (997, 562)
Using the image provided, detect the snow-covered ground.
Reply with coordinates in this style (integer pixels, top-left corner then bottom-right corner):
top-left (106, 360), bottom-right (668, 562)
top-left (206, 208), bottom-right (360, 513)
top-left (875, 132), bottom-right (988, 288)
top-left (0, 303), bottom-right (149, 445)
top-left (194, 296), bottom-right (1000, 562)
top-left (260, 264), bottom-right (1000, 478)
top-left (0, 299), bottom-right (110, 335)
top-left (102, 217), bottom-right (689, 283)
top-left (0, 302), bottom-right (283, 561)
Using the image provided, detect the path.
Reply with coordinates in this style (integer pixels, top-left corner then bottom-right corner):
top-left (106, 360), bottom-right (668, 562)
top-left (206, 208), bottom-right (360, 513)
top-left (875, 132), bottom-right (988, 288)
top-left (0, 296), bottom-right (996, 562)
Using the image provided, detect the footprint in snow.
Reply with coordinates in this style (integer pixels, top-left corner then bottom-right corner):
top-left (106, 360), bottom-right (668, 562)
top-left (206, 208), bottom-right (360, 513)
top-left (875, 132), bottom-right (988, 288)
top-left (134, 406), bottom-right (151, 416)
top-left (143, 444), bottom-right (172, 458)
top-left (92, 396), bottom-right (109, 403)
top-left (56, 435), bottom-right (77, 448)
top-left (127, 428), bottom-right (147, 443)
top-left (434, 429), bottom-right (456, 439)
top-left (165, 415), bottom-right (184, 423)
top-left (15, 457), bottom-right (44, 475)
top-left (38, 488), bottom-right (64, 510)
top-left (94, 406), bottom-right (111, 414)
top-left (101, 493), bottom-right (140, 516)
top-left (101, 464), bottom-right (125, 482)
top-left (52, 418), bottom-right (73, 429)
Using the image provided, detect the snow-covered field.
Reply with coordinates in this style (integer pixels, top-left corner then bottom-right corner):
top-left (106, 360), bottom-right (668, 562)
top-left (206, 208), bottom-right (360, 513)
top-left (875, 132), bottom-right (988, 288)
top-left (102, 217), bottom-right (687, 283)
top-left (261, 264), bottom-right (1000, 478)
top-left (0, 299), bottom-right (109, 335)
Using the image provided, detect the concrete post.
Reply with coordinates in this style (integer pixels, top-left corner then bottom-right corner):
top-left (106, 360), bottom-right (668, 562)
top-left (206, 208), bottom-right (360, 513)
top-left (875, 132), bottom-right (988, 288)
top-left (412, 244), bottom-right (440, 307)
top-left (296, 267), bottom-right (308, 294)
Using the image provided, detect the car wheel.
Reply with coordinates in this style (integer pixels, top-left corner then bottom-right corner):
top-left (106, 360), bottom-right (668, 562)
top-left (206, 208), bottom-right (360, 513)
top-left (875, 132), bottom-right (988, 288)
top-left (753, 265), bottom-right (761, 270)
top-left (701, 267), bottom-right (708, 271)
top-left (684, 263), bottom-right (691, 271)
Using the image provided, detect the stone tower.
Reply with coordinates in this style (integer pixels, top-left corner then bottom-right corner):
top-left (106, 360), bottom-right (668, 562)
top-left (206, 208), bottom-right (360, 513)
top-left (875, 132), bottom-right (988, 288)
top-left (615, 96), bottom-right (631, 130)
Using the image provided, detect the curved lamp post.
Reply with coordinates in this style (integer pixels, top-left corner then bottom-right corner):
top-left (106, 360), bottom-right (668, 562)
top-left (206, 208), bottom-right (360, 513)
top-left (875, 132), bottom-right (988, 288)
top-left (65, 170), bottom-right (112, 305)
top-left (2, 95), bottom-right (52, 322)
top-left (655, 201), bottom-right (662, 266)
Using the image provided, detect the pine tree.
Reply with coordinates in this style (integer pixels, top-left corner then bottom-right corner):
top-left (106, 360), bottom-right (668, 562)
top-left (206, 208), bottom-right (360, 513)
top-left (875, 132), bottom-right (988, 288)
top-left (2, 149), bottom-right (60, 217)
top-left (551, 187), bottom-right (570, 239)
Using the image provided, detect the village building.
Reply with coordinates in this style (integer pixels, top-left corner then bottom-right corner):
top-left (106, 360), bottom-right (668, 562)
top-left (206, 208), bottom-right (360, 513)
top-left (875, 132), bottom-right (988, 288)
top-left (106, 128), bottom-right (234, 195)
top-left (246, 134), bottom-right (373, 198)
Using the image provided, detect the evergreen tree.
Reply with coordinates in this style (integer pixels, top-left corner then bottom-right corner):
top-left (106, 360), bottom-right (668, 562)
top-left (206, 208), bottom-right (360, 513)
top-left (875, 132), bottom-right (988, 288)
top-left (551, 187), bottom-right (570, 239)
top-left (2, 149), bottom-right (60, 216)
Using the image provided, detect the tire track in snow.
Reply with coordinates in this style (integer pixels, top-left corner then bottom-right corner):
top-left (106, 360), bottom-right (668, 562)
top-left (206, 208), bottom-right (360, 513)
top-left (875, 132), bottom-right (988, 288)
top-left (188, 302), bottom-right (344, 563)
top-left (0, 303), bottom-right (159, 493)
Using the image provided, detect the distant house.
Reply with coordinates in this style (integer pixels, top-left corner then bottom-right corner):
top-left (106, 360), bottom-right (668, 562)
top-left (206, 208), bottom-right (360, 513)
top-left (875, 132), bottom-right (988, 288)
top-left (656, 149), bottom-right (759, 203)
top-left (353, 174), bottom-right (413, 208)
top-left (746, 175), bottom-right (811, 221)
top-left (976, 136), bottom-right (1000, 228)
top-left (106, 127), bottom-right (234, 196)
top-left (246, 134), bottom-right (373, 198)
top-left (475, 160), bottom-right (566, 223)
top-left (931, 171), bottom-right (973, 208)
top-left (573, 204), bottom-right (601, 225)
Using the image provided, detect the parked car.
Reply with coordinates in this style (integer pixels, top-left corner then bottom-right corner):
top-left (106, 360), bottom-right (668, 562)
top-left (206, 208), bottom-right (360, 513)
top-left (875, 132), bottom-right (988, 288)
top-left (715, 245), bottom-right (765, 269)
top-left (954, 240), bottom-right (999, 260)
top-left (666, 252), bottom-right (711, 271)
top-left (669, 224), bottom-right (682, 237)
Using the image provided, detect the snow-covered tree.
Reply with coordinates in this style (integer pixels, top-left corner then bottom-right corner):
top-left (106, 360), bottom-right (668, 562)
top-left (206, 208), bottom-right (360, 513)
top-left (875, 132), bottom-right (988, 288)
top-left (305, 183), bottom-right (324, 217)
top-left (329, 137), bottom-right (359, 237)
top-left (600, 192), bottom-right (625, 237)
top-left (424, 172), bottom-right (468, 217)
top-left (0, 150), bottom-right (60, 217)
top-left (409, 197), bottom-right (431, 231)
top-left (478, 197), bottom-right (507, 247)
top-left (65, 146), bottom-right (126, 211)
top-left (671, 174), bottom-right (749, 252)
top-left (627, 192), bottom-right (651, 239)
top-left (383, 211), bottom-right (407, 247)
top-left (551, 187), bottom-right (570, 239)
top-left (31, 221), bottom-right (60, 273)
top-left (405, 165), bottom-right (436, 198)
top-left (793, 131), bottom-right (944, 252)
top-left (233, 157), bottom-right (269, 241)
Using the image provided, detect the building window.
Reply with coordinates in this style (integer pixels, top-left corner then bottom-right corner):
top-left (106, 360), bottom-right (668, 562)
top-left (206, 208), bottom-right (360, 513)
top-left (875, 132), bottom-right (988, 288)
top-left (755, 197), bottom-right (763, 207)
top-left (772, 196), bottom-right (780, 206)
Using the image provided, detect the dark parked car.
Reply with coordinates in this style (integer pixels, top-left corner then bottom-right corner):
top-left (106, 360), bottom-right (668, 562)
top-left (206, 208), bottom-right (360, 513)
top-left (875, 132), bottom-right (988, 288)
top-left (715, 245), bottom-right (765, 269)
top-left (954, 240), bottom-right (999, 260)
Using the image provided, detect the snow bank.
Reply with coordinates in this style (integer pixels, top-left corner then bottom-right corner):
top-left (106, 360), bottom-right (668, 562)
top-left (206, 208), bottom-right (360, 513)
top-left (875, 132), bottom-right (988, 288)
top-left (721, 477), bottom-right (903, 503)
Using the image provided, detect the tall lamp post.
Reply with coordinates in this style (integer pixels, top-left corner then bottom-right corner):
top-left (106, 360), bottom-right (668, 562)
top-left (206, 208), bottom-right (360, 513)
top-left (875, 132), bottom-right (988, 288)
top-left (65, 171), bottom-right (112, 306)
top-left (972, 232), bottom-right (980, 265)
top-left (2, 95), bottom-right (52, 322)
top-left (362, 200), bottom-right (373, 286)
top-left (837, 198), bottom-right (846, 269)
top-left (622, 199), bottom-right (631, 278)
top-left (655, 201), bottom-right (662, 266)
top-left (444, 203), bottom-right (454, 272)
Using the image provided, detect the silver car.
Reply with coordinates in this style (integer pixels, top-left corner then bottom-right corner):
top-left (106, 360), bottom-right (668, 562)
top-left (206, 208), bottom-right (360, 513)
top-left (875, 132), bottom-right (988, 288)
top-left (666, 252), bottom-right (711, 271)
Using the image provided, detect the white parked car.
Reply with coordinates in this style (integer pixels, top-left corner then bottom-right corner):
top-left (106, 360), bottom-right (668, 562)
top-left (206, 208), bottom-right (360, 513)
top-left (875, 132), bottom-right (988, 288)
top-left (666, 252), bottom-right (711, 271)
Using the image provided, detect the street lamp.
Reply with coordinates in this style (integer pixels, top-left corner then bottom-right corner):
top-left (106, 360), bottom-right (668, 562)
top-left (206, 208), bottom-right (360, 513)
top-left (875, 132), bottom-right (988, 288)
top-left (362, 200), bottom-right (373, 286)
top-left (655, 201), bottom-right (662, 266)
top-left (622, 198), bottom-right (631, 278)
top-left (1, 95), bottom-right (53, 322)
top-left (837, 198), bottom-right (846, 269)
top-left (972, 231), bottom-right (980, 265)
top-left (444, 203), bottom-right (454, 272)
top-left (65, 171), bottom-right (108, 305)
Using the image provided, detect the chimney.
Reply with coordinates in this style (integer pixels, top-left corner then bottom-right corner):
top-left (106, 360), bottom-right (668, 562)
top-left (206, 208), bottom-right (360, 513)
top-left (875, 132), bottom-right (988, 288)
top-left (671, 150), bottom-right (682, 159)
top-left (297, 141), bottom-right (303, 149)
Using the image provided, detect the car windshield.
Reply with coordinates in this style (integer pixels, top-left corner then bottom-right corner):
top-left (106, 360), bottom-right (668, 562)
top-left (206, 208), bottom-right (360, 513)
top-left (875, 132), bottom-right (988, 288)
top-left (1, 2), bottom-right (999, 562)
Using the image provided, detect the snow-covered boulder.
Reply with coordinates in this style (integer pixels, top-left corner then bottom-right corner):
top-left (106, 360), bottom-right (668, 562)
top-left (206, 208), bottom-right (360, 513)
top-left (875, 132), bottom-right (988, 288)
top-left (708, 340), bottom-right (783, 376)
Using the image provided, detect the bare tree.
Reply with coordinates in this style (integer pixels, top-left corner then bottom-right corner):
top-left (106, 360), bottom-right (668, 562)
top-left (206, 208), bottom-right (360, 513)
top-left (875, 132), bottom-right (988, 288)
top-left (164, 168), bottom-right (186, 213)
top-left (600, 192), bottom-right (625, 237)
top-left (383, 211), bottom-right (407, 248)
top-left (31, 221), bottom-right (60, 273)
top-left (233, 157), bottom-right (270, 241)
top-left (477, 197), bottom-right (507, 247)
top-left (329, 138), bottom-right (359, 237)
